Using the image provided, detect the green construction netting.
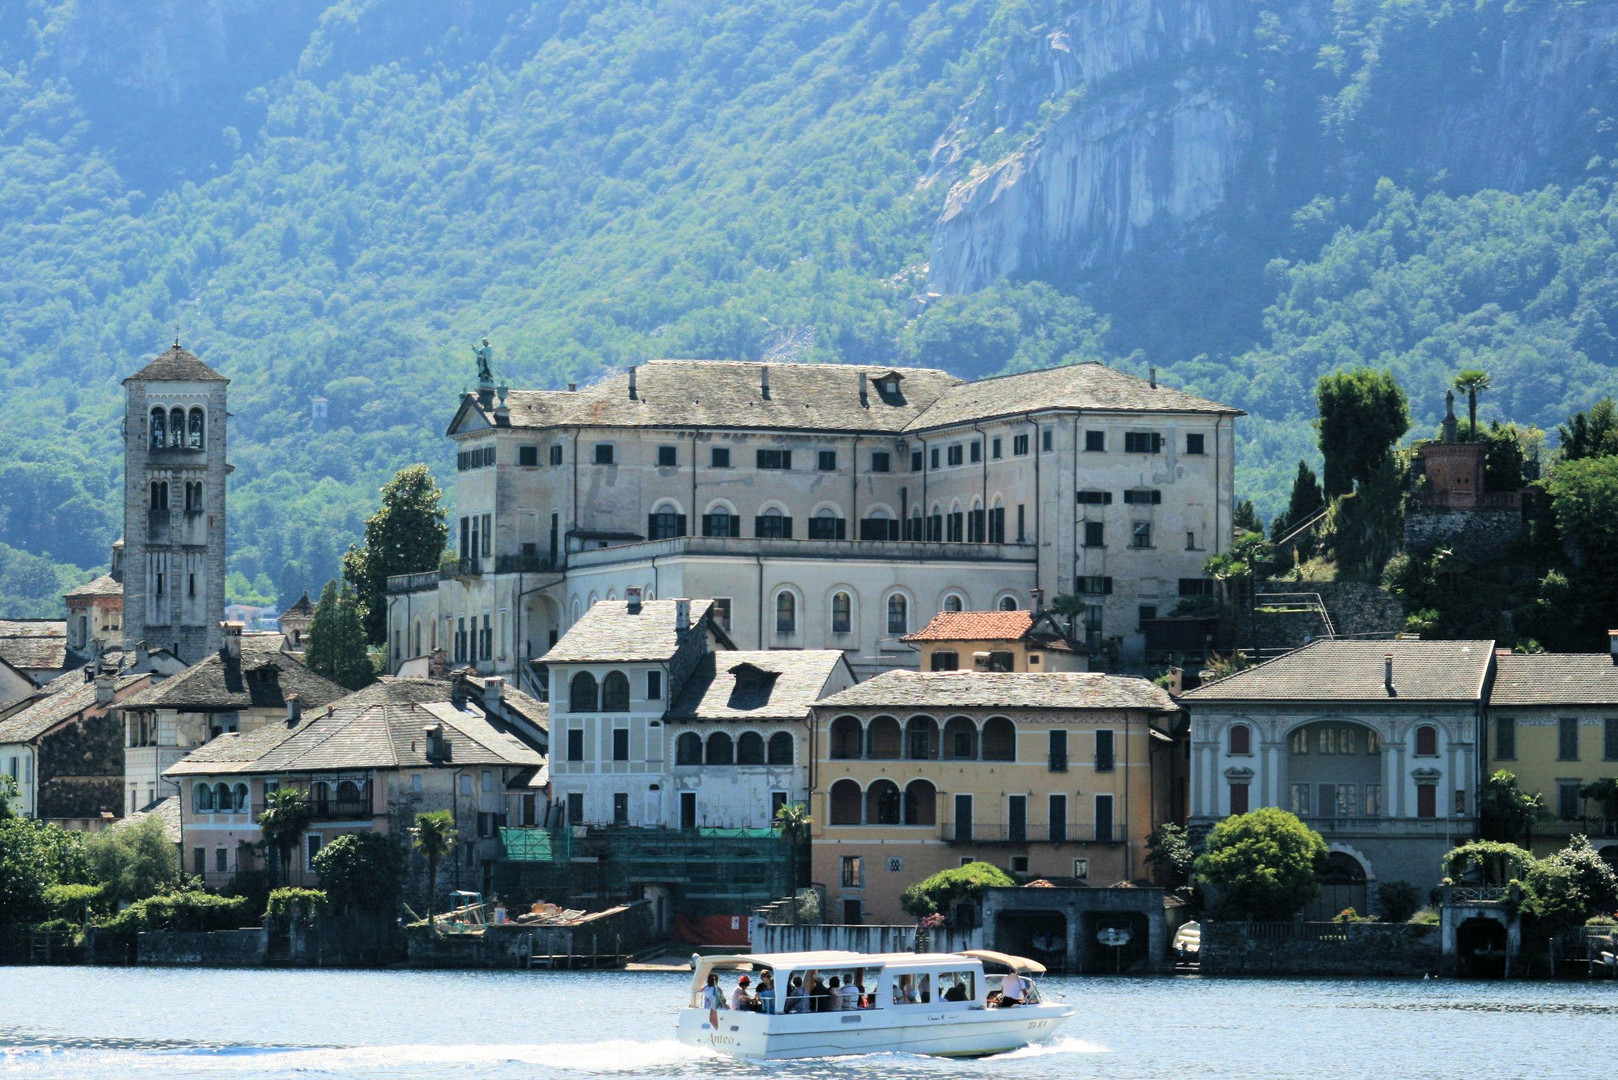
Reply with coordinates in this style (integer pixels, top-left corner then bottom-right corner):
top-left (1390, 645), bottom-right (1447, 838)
top-left (500, 827), bottom-right (569, 862)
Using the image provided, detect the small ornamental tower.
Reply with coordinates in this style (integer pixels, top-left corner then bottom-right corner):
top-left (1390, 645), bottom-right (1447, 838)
top-left (122, 344), bottom-right (230, 662)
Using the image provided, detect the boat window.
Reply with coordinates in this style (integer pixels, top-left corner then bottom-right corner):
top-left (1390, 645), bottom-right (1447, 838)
top-left (936, 970), bottom-right (976, 1003)
top-left (892, 973), bottom-right (931, 1005)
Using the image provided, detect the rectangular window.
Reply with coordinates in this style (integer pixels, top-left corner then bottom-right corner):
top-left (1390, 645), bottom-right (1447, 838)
top-left (1124, 431), bottom-right (1163, 454)
top-left (1123, 489), bottom-right (1163, 505)
top-left (1084, 430), bottom-right (1105, 452)
top-left (911, 450), bottom-right (924, 471)
top-left (1229, 784), bottom-right (1250, 816)
top-left (1186, 433), bottom-right (1206, 455)
top-left (969, 441), bottom-right (981, 463)
top-left (1559, 717), bottom-right (1580, 761)
top-left (612, 728), bottom-right (630, 762)
top-left (1041, 428), bottom-right (1053, 452)
top-left (613, 792), bottom-right (629, 825)
top-left (930, 650), bottom-right (958, 671)
top-left (1076, 490), bottom-right (1113, 505)
top-left (1559, 780), bottom-right (1582, 820)
top-left (1416, 784), bottom-right (1436, 819)
top-left (1078, 576), bottom-right (1113, 596)
top-left (1016, 505), bottom-right (1026, 542)
top-left (566, 728), bottom-right (584, 762)
top-left (679, 791), bottom-right (697, 830)
top-left (1606, 717), bottom-right (1618, 761)
top-left (701, 513), bottom-right (741, 538)
top-left (519, 445), bottom-right (539, 466)
top-left (647, 671), bottom-right (662, 700)
top-left (1289, 782), bottom-right (1310, 816)
top-left (549, 444), bottom-right (563, 466)
top-left (988, 506), bottom-right (1005, 544)
top-left (193, 847), bottom-right (206, 875)
top-left (1083, 521), bottom-right (1105, 548)
top-left (1179, 578), bottom-right (1214, 597)
top-left (215, 847), bottom-right (228, 873)
top-left (756, 449), bottom-right (792, 470)
top-left (647, 511), bottom-right (686, 541)
top-left (947, 444), bottom-right (963, 466)
top-left (755, 513), bottom-right (793, 539)
top-left (1008, 794), bottom-right (1027, 842)
top-left (594, 443), bottom-right (615, 465)
top-left (1013, 434), bottom-right (1030, 456)
top-left (953, 794), bottom-right (973, 842)
top-left (1048, 794), bottom-right (1067, 843)
top-left (1095, 793), bottom-right (1115, 841)
top-left (841, 856), bottom-right (864, 888)
top-left (1131, 522), bottom-right (1153, 548)
top-left (1364, 784), bottom-right (1382, 816)
top-left (1138, 605), bottom-right (1157, 627)
top-left (710, 446), bottom-right (731, 468)
top-left (305, 833), bottom-right (322, 871)
top-left (1049, 730), bottom-right (1068, 772)
top-left (657, 445), bottom-right (677, 467)
top-left (567, 792), bottom-right (584, 825)
top-left (1095, 729), bottom-right (1115, 772)
top-left (712, 598), bottom-right (732, 632)
top-left (991, 437), bottom-right (1002, 459)
top-left (930, 447), bottom-right (940, 469)
top-left (1496, 718), bottom-right (1516, 761)
top-left (817, 450), bottom-right (837, 471)
top-left (870, 450), bottom-right (891, 473)
top-left (807, 515), bottom-right (845, 540)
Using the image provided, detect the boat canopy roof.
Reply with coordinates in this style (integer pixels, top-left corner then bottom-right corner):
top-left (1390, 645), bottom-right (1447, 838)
top-left (958, 949), bottom-right (1047, 975)
top-left (688, 949), bottom-right (1046, 995)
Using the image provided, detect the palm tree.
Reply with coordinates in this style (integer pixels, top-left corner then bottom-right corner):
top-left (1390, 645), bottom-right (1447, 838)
top-left (412, 810), bottom-right (457, 923)
top-left (1453, 369), bottom-right (1492, 439)
top-left (773, 801), bottom-right (812, 891)
top-left (258, 787), bottom-right (312, 885)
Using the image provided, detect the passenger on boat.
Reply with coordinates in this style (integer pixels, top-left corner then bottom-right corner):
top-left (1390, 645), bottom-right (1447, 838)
top-left (838, 975), bottom-right (861, 1011)
top-left (809, 973), bottom-right (831, 1012)
top-left (731, 974), bottom-right (754, 1012)
top-left (702, 972), bottom-right (724, 1028)
top-left (998, 970), bottom-right (1028, 1006)
top-left (756, 971), bottom-right (776, 1014)
top-left (852, 973), bottom-right (869, 1009)
top-left (943, 975), bottom-right (969, 1002)
top-left (784, 976), bottom-right (808, 1013)
top-left (826, 976), bottom-right (844, 1011)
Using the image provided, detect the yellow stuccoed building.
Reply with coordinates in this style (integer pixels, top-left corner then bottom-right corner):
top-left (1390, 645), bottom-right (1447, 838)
top-left (808, 670), bottom-right (1182, 926)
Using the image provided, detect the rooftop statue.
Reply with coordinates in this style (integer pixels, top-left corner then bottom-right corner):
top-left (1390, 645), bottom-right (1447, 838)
top-left (474, 338), bottom-right (494, 386)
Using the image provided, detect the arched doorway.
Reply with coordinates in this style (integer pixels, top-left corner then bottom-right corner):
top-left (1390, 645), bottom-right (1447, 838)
top-left (1308, 851), bottom-right (1369, 920)
top-left (1456, 916), bottom-right (1509, 977)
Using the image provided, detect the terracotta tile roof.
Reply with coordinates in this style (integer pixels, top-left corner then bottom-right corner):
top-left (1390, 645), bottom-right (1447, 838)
top-left (0, 621), bottom-right (70, 671)
top-left (116, 637), bottom-right (346, 713)
top-left (901, 610), bottom-right (1036, 643)
top-left (668, 650), bottom-right (849, 721)
top-left (542, 599), bottom-right (718, 664)
top-left (0, 673), bottom-right (150, 744)
top-left (816, 670), bottom-right (1175, 712)
top-left (124, 344), bottom-right (227, 383)
top-left (1180, 639), bottom-right (1495, 703)
top-left (1490, 652), bottom-right (1618, 706)
top-left (63, 575), bottom-right (123, 600)
top-left (907, 362), bottom-right (1240, 430)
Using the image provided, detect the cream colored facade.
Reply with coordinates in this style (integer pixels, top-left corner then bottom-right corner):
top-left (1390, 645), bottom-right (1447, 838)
top-left (386, 361), bottom-right (1239, 690)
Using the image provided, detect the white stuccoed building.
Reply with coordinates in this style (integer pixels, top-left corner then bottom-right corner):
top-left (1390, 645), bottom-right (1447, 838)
top-left (386, 358), bottom-right (1240, 691)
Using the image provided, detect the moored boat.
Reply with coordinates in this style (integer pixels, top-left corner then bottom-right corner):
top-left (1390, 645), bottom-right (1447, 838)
top-left (676, 949), bottom-right (1073, 1060)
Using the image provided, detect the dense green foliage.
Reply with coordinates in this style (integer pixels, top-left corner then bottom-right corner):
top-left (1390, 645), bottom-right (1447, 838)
top-left (258, 788), bottom-right (314, 884)
top-left (1477, 770), bottom-right (1547, 846)
top-left (264, 887), bottom-right (331, 922)
top-left (1314, 369), bottom-right (1411, 497)
top-left (899, 860), bottom-right (1017, 921)
top-left (0, 815), bottom-right (93, 926)
top-left (1372, 880), bottom-right (1423, 924)
top-left (100, 891), bottom-right (256, 937)
top-left (84, 815), bottom-right (181, 906)
top-left (305, 579), bottom-right (375, 690)
top-left (1441, 840), bottom-right (1536, 885)
top-left (1195, 807), bottom-right (1328, 921)
top-left (312, 832), bottom-right (406, 914)
top-left (1523, 837), bottom-right (1618, 929)
top-left (342, 465), bottom-right (450, 644)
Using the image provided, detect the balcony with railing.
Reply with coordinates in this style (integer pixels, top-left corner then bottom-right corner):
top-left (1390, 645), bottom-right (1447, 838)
top-left (940, 823), bottom-right (1117, 845)
top-left (568, 534), bottom-right (1037, 569)
top-left (388, 552), bottom-right (555, 592)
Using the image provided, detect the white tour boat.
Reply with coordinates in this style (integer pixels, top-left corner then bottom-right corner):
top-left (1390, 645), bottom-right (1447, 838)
top-left (676, 949), bottom-right (1073, 1060)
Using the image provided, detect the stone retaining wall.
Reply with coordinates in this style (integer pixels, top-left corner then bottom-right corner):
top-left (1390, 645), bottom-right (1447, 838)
top-left (137, 927), bottom-right (267, 966)
top-left (1404, 508), bottom-right (1523, 560)
top-left (1254, 579), bottom-right (1407, 652)
top-left (1199, 920), bottom-right (1439, 976)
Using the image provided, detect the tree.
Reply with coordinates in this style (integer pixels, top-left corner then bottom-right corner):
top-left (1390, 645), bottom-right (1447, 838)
top-left (1315, 369), bottom-right (1411, 497)
top-left (899, 861), bottom-right (1017, 922)
top-left (1524, 836), bottom-right (1618, 928)
top-left (1477, 770), bottom-right (1545, 845)
top-left (1047, 593), bottom-right (1087, 639)
top-left (341, 465), bottom-right (449, 645)
top-left (1194, 807), bottom-right (1327, 920)
top-left (1145, 823), bottom-right (1197, 891)
top-left (1556, 398), bottom-right (1618, 461)
top-left (1452, 369), bottom-right (1492, 438)
top-left (312, 832), bottom-right (406, 914)
top-left (1205, 532), bottom-right (1274, 655)
top-left (258, 788), bottom-right (312, 885)
top-left (1545, 456), bottom-right (1618, 565)
top-left (84, 815), bottom-right (180, 905)
top-left (773, 801), bottom-right (812, 891)
top-left (0, 816), bottom-right (92, 927)
top-left (0, 775), bottom-right (14, 819)
top-left (1372, 880), bottom-right (1423, 923)
top-left (412, 810), bottom-right (457, 919)
top-left (1233, 499), bottom-right (1263, 534)
top-left (1270, 460), bottom-right (1325, 546)
top-left (304, 579), bottom-right (374, 690)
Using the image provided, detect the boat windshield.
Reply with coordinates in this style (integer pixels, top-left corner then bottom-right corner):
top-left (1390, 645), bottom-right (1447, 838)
top-left (774, 965), bottom-right (882, 1014)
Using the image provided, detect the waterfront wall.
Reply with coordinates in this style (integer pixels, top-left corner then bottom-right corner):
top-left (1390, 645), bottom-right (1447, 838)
top-left (1199, 920), bottom-right (1440, 976)
top-left (137, 928), bottom-right (267, 966)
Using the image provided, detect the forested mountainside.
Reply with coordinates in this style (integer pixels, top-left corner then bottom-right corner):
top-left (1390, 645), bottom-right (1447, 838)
top-left (3, 0), bottom-right (1618, 615)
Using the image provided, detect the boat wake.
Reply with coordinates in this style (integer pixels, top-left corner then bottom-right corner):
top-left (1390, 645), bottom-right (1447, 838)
top-left (998, 1036), bottom-right (1109, 1058)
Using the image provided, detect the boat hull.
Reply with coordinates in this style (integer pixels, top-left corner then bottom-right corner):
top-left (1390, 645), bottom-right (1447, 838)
top-left (676, 1003), bottom-right (1073, 1060)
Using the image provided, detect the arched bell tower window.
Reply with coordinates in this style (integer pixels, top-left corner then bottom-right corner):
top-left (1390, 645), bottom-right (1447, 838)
top-left (188, 408), bottom-right (205, 450)
top-left (150, 408), bottom-right (166, 449)
top-left (168, 408), bottom-right (185, 448)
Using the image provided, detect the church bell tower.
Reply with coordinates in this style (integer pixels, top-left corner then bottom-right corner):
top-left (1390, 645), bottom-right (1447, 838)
top-left (122, 344), bottom-right (230, 662)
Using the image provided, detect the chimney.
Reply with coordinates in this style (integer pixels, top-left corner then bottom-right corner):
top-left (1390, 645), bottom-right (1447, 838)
top-left (859, 371), bottom-right (869, 407)
top-left (94, 671), bottom-right (116, 707)
top-left (1030, 587), bottom-right (1045, 615)
top-left (423, 723), bottom-right (445, 762)
top-left (221, 621), bottom-right (243, 660)
top-left (286, 694), bottom-right (302, 726)
top-left (760, 364), bottom-right (771, 400)
top-left (451, 672), bottom-right (470, 711)
top-left (567, 381), bottom-right (577, 392)
top-left (493, 384), bottom-right (510, 425)
top-left (1384, 653), bottom-right (1395, 695)
top-left (1609, 630), bottom-right (1618, 665)
top-left (135, 640), bottom-right (150, 668)
top-left (628, 365), bottom-right (638, 400)
top-left (484, 676), bottom-right (504, 708)
top-left (1149, 365), bottom-right (1158, 389)
top-left (626, 587), bottom-right (643, 614)
top-left (674, 598), bottom-right (691, 635)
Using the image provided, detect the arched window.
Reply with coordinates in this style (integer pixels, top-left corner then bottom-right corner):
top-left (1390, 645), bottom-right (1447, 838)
top-left (706, 731), bottom-right (735, 765)
top-left (737, 731), bottom-right (765, 765)
top-left (309, 781), bottom-right (331, 817)
top-left (676, 731), bottom-right (702, 765)
top-left (904, 779), bottom-right (937, 825)
top-left (214, 783), bottom-right (232, 813)
top-left (194, 781), bottom-right (214, 812)
top-left (169, 408), bottom-right (185, 448)
top-left (150, 482), bottom-right (166, 510)
top-left (601, 671), bottom-right (630, 711)
top-left (336, 780), bottom-right (362, 810)
top-left (905, 715), bottom-right (938, 760)
top-left (1229, 724), bottom-right (1252, 755)
top-left (1415, 725), bottom-right (1437, 756)
top-left (830, 716), bottom-right (863, 759)
top-left (569, 672), bottom-right (599, 712)
top-left (943, 594), bottom-right (963, 613)
top-left (150, 407), bottom-right (166, 449)
top-left (944, 716), bottom-right (978, 760)
top-left (867, 779), bottom-right (902, 825)
top-left (999, 596), bottom-right (1018, 611)
top-left (981, 716), bottom-right (1016, 761)
top-left (829, 779), bottom-right (862, 825)
top-left (831, 592), bottom-right (852, 634)
top-left (775, 591), bottom-right (796, 634)
top-left (187, 408), bottom-right (205, 450)
top-left (233, 783), bottom-right (249, 813)
top-left (767, 731), bottom-right (793, 765)
top-left (887, 593), bottom-right (908, 635)
top-left (867, 716), bottom-right (901, 759)
top-left (412, 621), bottom-right (422, 656)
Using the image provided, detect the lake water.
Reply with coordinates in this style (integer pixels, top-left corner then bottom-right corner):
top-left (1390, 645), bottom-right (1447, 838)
top-left (1, 968), bottom-right (1613, 1080)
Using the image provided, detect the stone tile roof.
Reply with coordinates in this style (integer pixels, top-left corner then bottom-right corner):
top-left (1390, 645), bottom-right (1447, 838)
top-left (124, 344), bottom-right (227, 383)
top-left (1489, 652), bottom-right (1618, 706)
top-left (0, 673), bottom-right (150, 744)
top-left (908, 362), bottom-right (1240, 430)
top-left (335, 677), bottom-right (458, 707)
top-left (0, 621), bottom-right (70, 671)
top-left (466, 360), bottom-right (1239, 437)
top-left (116, 794), bottom-right (181, 842)
top-left (668, 650), bottom-right (848, 721)
top-left (816, 670), bottom-right (1175, 712)
top-left (281, 592), bottom-right (314, 616)
top-left (166, 697), bottom-right (544, 777)
top-left (902, 610), bottom-right (1036, 643)
top-left (63, 574), bottom-right (123, 600)
top-left (116, 637), bottom-right (347, 713)
top-left (543, 599), bottom-right (717, 664)
top-left (1180, 639), bottom-right (1496, 703)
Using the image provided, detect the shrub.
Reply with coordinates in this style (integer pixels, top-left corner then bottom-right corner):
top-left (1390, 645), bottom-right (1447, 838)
top-left (42, 883), bottom-right (105, 921)
top-left (1194, 807), bottom-right (1327, 921)
top-left (1524, 836), bottom-right (1618, 929)
top-left (900, 862), bottom-right (1016, 921)
top-left (265, 887), bottom-right (330, 923)
top-left (1409, 907), bottom-right (1440, 926)
top-left (312, 832), bottom-right (405, 914)
top-left (1441, 840), bottom-right (1535, 885)
top-left (1373, 880), bottom-right (1423, 923)
top-left (84, 815), bottom-right (180, 905)
top-left (100, 891), bottom-right (255, 937)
